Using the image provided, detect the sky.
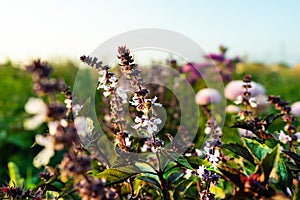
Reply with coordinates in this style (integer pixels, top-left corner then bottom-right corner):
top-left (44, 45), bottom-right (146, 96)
top-left (1, 0), bottom-right (300, 65)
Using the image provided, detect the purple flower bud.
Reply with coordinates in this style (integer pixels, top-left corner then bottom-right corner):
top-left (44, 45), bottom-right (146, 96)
top-left (195, 88), bottom-right (222, 105)
top-left (205, 53), bottom-right (225, 62)
top-left (180, 62), bottom-right (210, 83)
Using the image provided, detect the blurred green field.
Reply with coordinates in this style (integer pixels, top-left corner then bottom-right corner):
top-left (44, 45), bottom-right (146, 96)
top-left (0, 60), bottom-right (78, 186)
top-left (0, 59), bottom-right (299, 186)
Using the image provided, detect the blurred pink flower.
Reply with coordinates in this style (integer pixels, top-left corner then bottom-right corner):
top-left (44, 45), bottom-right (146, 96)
top-left (225, 105), bottom-right (241, 114)
top-left (294, 132), bottom-right (300, 142)
top-left (195, 88), bottom-right (222, 105)
top-left (291, 101), bottom-right (300, 116)
top-left (224, 80), bottom-right (266, 101)
top-left (180, 62), bottom-right (210, 83)
top-left (205, 53), bottom-right (225, 62)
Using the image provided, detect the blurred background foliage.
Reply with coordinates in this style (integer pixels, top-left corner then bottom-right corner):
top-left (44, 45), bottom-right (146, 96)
top-left (0, 58), bottom-right (299, 187)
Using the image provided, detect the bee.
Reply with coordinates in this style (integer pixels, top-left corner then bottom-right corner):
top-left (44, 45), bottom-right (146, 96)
top-left (144, 99), bottom-right (152, 111)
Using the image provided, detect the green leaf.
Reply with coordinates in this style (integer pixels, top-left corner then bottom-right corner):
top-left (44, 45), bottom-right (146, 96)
top-left (185, 156), bottom-right (210, 167)
top-left (285, 161), bottom-right (300, 171)
top-left (167, 171), bottom-right (184, 186)
top-left (223, 143), bottom-right (255, 165)
top-left (282, 150), bottom-right (300, 165)
top-left (46, 191), bottom-right (60, 199)
top-left (262, 113), bottom-right (283, 130)
top-left (173, 179), bottom-right (194, 200)
top-left (135, 162), bottom-right (156, 174)
top-left (8, 162), bottom-right (24, 186)
top-left (243, 138), bottom-right (272, 161)
top-left (175, 156), bottom-right (193, 170)
top-left (56, 180), bottom-right (74, 199)
top-left (260, 144), bottom-right (280, 184)
top-left (160, 150), bottom-right (193, 170)
top-left (96, 168), bottom-right (135, 186)
top-left (164, 161), bottom-right (177, 174)
top-left (136, 175), bottom-right (162, 192)
top-left (218, 166), bottom-right (247, 188)
top-left (113, 164), bottom-right (141, 174)
top-left (276, 159), bottom-right (293, 195)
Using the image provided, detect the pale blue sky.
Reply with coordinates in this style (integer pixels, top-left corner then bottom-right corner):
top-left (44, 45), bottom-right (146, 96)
top-left (1, 0), bottom-right (299, 65)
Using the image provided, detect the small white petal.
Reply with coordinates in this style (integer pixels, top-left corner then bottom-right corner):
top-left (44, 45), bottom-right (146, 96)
top-left (279, 131), bottom-right (292, 144)
top-left (195, 149), bottom-right (203, 156)
top-left (25, 98), bottom-right (47, 114)
top-left (64, 99), bottom-right (72, 109)
top-left (24, 115), bottom-right (46, 130)
top-left (60, 119), bottom-right (68, 127)
top-left (125, 137), bottom-right (131, 147)
top-left (48, 121), bottom-right (60, 135)
top-left (204, 127), bottom-right (211, 134)
top-left (234, 95), bottom-right (243, 105)
top-left (249, 98), bottom-right (258, 108)
top-left (33, 147), bottom-right (55, 168)
top-left (152, 124), bottom-right (158, 132)
top-left (154, 118), bottom-right (162, 124)
top-left (147, 125), bottom-right (154, 134)
top-left (103, 91), bottom-right (111, 97)
top-left (35, 134), bottom-right (53, 147)
top-left (141, 144), bottom-right (148, 152)
top-left (185, 169), bottom-right (193, 179)
top-left (197, 165), bottom-right (206, 177)
top-left (132, 124), bottom-right (141, 130)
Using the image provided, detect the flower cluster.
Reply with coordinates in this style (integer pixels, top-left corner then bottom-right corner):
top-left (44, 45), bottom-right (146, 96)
top-left (24, 60), bottom-right (82, 168)
top-left (184, 162), bottom-right (220, 199)
top-left (203, 119), bottom-right (222, 168)
top-left (80, 55), bottom-right (118, 97)
top-left (224, 76), bottom-right (268, 115)
top-left (24, 60), bottom-right (114, 199)
top-left (224, 80), bottom-right (265, 102)
top-left (117, 46), bottom-right (164, 152)
top-left (60, 151), bottom-right (116, 200)
top-left (117, 46), bottom-right (143, 88)
top-left (76, 177), bottom-right (116, 200)
top-left (268, 95), bottom-right (298, 144)
top-left (0, 183), bottom-right (43, 200)
top-left (26, 59), bottom-right (66, 95)
top-left (234, 75), bottom-right (258, 120)
top-left (183, 89), bottom-right (223, 199)
top-left (80, 54), bottom-right (130, 151)
top-left (205, 45), bottom-right (240, 82)
top-left (180, 46), bottom-right (240, 84)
